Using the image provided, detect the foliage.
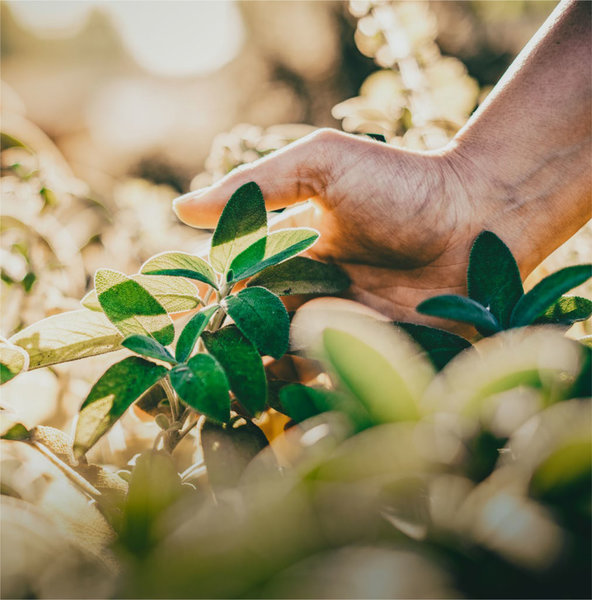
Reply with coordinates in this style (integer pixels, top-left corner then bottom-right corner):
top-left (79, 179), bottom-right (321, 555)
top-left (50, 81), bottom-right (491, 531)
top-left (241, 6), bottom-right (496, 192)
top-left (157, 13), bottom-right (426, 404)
top-left (1, 182), bottom-right (590, 599)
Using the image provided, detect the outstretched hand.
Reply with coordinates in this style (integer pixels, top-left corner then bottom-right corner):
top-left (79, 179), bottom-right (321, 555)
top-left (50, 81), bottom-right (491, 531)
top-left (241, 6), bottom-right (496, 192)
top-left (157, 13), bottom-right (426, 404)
top-left (173, 129), bottom-right (503, 331)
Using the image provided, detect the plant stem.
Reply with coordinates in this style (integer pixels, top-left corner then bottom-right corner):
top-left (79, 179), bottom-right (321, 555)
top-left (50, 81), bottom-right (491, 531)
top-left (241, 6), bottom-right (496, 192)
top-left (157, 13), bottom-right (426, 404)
top-left (203, 287), bottom-right (215, 306)
top-left (162, 376), bottom-right (179, 422)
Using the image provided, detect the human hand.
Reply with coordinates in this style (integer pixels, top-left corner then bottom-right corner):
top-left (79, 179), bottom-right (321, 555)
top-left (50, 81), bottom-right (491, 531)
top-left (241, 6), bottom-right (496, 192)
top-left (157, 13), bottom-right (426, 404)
top-left (173, 129), bottom-right (506, 332)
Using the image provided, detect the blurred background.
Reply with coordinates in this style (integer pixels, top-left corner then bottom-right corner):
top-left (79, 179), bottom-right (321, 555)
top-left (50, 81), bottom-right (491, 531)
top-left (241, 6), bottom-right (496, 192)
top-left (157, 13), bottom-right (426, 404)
top-left (1, 0), bottom-right (589, 460)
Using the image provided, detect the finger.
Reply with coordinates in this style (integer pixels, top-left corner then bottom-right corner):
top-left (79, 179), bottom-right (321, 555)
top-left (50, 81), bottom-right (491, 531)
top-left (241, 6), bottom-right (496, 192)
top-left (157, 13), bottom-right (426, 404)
top-left (173, 128), bottom-right (342, 228)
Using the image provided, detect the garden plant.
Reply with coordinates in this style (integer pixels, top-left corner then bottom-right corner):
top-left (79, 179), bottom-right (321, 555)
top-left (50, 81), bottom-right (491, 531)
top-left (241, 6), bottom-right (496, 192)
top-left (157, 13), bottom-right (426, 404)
top-left (1, 181), bottom-right (591, 598)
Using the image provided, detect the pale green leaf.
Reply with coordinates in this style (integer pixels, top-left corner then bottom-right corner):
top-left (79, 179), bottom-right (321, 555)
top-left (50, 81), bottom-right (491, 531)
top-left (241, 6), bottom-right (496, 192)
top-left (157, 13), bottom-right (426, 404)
top-left (209, 182), bottom-right (267, 274)
top-left (82, 274), bottom-right (201, 313)
top-left (95, 269), bottom-right (174, 346)
top-left (140, 253), bottom-right (217, 289)
top-left (0, 341), bottom-right (29, 385)
top-left (323, 328), bottom-right (419, 423)
top-left (9, 309), bottom-right (122, 369)
top-left (229, 228), bottom-right (319, 282)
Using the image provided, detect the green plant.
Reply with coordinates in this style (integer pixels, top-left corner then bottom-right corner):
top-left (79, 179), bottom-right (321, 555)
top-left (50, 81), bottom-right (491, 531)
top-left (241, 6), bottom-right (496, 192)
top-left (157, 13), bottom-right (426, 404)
top-left (0, 182), bottom-right (348, 454)
top-left (414, 230), bottom-right (592, 336)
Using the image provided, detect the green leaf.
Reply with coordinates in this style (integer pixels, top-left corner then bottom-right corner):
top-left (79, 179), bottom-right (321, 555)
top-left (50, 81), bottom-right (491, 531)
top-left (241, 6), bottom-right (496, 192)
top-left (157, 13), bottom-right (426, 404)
top-left (365, 133), bottom-right (387, 142)
top-left (202, 325), bottom-right (267, 416)
top-left (279, 384), bottom-right (330, 423)
top-left (9, 309), bottom-right (122, 369)
top-left (535, 295), bottom-right (592, 326)
top-left (1, 421), bottom-right (30, 441)
top-left (175, 305), bottom-right (219, 362)
top-left (229, 228), bottom-right (320, 282)
top-left (0, 340), bottom-right (29, 384)
top-left (467, 231), bottom-right (524, 327)
top-left (247, 256), bottom-right (350, 296)
top-left (396, 322), bottom-right (471, 370)
top-left (416, 294), bottom-right (501, 336)
top-left (222, 287), bottom-right (289, 359)
top-left (209, 182), bottom-right (267, 274)
top-left (122, 335), bottom-right (176, 365)
top-left (510, 264), bottom-right (592, 327)
top-left (140, 252), bottom-right (218, 289)
top-left (170, 354), bottom-right (230, 423)
top-left (200, 418), bottom-right (270, 494)
top-left (74, 357), bottom-right (167, 457)
top-left (82, 274), bottom-right (202, 313)
top-left (96, 269), bottom-right (175, 346)
top-left (323, 328), bottom-right (418, 423)
top-left (120, 450), bottom-right (183, 556)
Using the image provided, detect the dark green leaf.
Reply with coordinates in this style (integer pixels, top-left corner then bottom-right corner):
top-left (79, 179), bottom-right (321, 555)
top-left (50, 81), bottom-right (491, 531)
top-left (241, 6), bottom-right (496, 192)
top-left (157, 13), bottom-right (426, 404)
top-left (200, 418), bottom-right (269, 494)
top-left (122, 335), bottom-right (176, 365)
top-left (175, 305), bottom-right (219, 362)
top-left (96, 269), bottom-right (175, 346)
top-left (396, 322), bottom-right (471, 370)
top-left (0, 340), bottom-right (29, 384)
top-left (279, 384), bottom-right (332, 423)
top-left (170, 354), bottom-right (230, 423)
top-left (9, 309), bottom-right (122, 369)
top-left (82, 274), bottom-right (202, 313)
top-left (227, 238), bottom-right (266, 281)
top-left (140, 252), bottom-right (217, 289)
top-left (535, 295), bottom-right (592, 325)
top-left (120, 450), bottom-right (183, 556)
top-left (467, 231), bottom-right (524, 327)
top-left (202, 325), bottom-right (267, 416)
top-left (510, 264), bottom-right (592, 327)
top-left (365, 133), bottom-right (387, 142)
top-left (416, 294), bottom-right (501, 336)
top-left (229, 228), bottom-right (320, 282)
top-left (222, 287), bottom-right (290, 359)
top-left (74, 357), bottom-right (167, 457)
top-left (247, 256), bottom-right (350, 296)
top-left (209, 182), bottom-right (267, 274)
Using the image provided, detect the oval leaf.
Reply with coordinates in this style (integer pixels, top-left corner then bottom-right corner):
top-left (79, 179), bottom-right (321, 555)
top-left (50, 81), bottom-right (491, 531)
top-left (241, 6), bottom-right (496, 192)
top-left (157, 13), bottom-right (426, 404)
top-left (140, 253), bottom-right (217, 290)
top-left (95, 269), bottom-right (175, 346)
top-left (122, 335), bottom-right (176, 365)
top-left (535, 295), bottom-right (592, 326)
top-left (209, 182), bottom-right (267, 274)
top-left (74, 357), bottom-right (167, 457)
top-left (229, 228), bottom-right (319, 282)
top-left (9, 309), bottom-right (122, 369)
top-left (202, 325), bottom-right (267, 416)
top-left (200, 418), bottom-right (269, 494)
top-left (467, 231), bottom-right (524, 327)
top-left (510, 264), bottom-right (592, 327)
top-left (247, 256), bottom-right (350, 296)
top-left (0, 341), bottom-right (29, 385)
top-left (222, 287), bottom-right (289, 359)
top-left (323, 328), bottom-right (419, 424)
top-left (175, 305), bottom-right (220, 362)
top-left (82, 274), bottom-right (202, 313)
top-left (396, 322), bottom-right (471, 370)
top-left (170, 354), bottom-right (230, 423)
top-left (416, 294), bottom-right (501, 336)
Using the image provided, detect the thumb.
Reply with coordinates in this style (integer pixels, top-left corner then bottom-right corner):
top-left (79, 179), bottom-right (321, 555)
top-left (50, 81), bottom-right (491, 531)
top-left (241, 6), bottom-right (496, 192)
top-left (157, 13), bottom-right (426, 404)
top-left (173, 128), bottom-right (343, 228)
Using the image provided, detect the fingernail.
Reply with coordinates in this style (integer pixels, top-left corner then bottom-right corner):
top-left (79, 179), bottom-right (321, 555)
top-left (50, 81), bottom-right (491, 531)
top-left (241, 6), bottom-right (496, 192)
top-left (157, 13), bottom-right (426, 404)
top-left (172, 188), bottom-right (207, 217)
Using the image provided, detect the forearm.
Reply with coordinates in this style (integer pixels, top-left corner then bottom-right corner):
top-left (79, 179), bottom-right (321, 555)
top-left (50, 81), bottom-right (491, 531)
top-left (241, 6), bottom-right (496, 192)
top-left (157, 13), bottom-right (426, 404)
top-left (447, 0), bottom-right (591, 275)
